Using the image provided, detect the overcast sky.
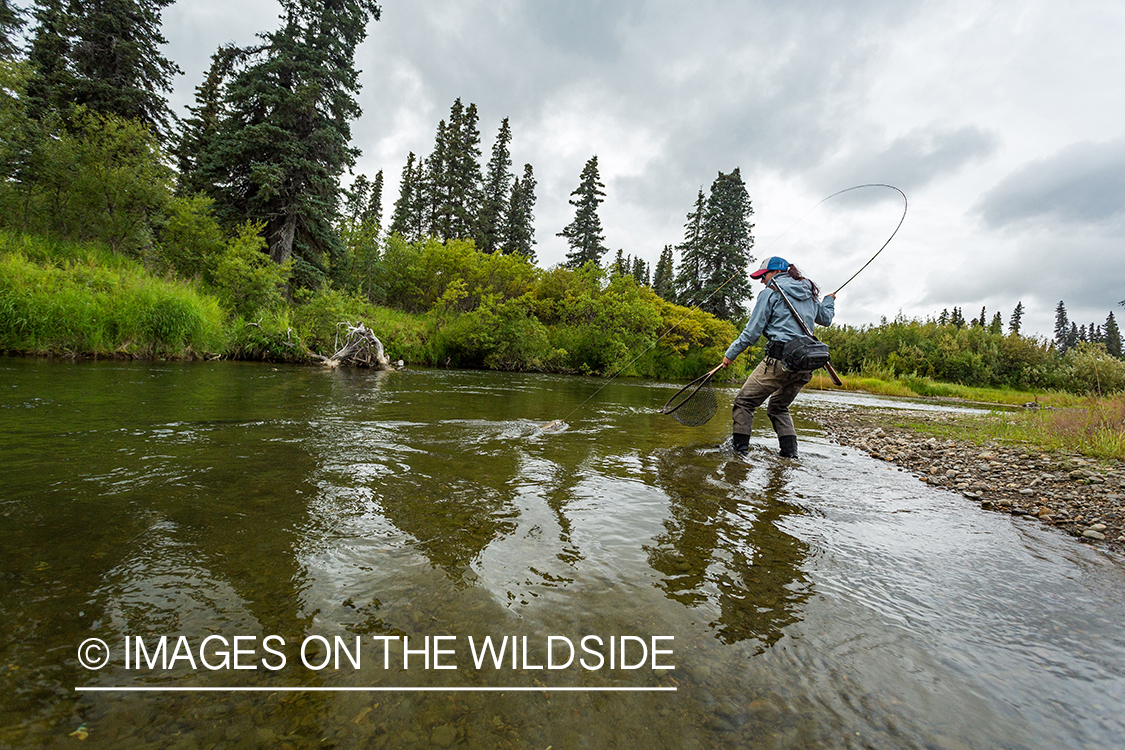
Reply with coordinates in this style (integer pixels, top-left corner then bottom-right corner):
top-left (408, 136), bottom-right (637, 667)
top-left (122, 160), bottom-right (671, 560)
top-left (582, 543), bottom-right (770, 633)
top-left (159, 0), bottom-right (1125, 339)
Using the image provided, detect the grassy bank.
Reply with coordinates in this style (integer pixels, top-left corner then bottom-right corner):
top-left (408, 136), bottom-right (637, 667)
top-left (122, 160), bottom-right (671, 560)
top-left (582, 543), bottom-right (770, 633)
top-left (0, 232), bottom-right (227, 358)
top-left (884, 394), bottom-right (1125, 461)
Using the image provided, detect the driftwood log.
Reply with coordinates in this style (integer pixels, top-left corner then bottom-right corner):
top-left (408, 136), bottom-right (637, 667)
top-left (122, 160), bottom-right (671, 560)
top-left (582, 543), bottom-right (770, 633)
top-left (311, 323), bottom-right (393, 369)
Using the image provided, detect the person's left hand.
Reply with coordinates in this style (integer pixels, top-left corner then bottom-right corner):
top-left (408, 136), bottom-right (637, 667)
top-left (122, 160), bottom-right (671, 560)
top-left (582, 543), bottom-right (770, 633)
top-left (721, 356), bottom-right (733, 368)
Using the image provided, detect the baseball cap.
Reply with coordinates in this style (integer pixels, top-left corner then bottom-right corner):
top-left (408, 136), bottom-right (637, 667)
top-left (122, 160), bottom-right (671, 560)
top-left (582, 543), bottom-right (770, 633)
top-left (749, 256), bottom-right (789, 278)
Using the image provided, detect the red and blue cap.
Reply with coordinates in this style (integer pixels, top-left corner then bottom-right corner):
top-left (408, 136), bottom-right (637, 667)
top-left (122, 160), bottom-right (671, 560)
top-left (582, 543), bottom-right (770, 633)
top-left (749, 256), bottom-right (789, 278)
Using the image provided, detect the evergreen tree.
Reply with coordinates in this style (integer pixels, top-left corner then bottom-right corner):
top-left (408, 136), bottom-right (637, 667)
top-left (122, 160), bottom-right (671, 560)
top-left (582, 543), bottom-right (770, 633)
top-left (174, 44), bottom-right (238, 196)
top-left (938, 308), bottom-right (949, 326)
top-left (389, 152), bottom-right (422, 241)
top-left (632, 256), bottom-right (647, 284)
top-left (559, 155), bottom-right (608, 268)
top-left (1009, 301), bottom-right (1024, 334)
top-left (673, 189), bottom-right (706, 305)
top-left (652, 245), bottom-right (675, 300)
top-left (201, 0), bottom-right (382, 279)
top-left (989, 311), bottom-right (1003, 335)
top-left (25, 0), bottom-right (72, 118)
top-left (420, 118), bottom-right (450, 238)
top-left (1078, 324), bottom-right (1087, 343)
top-left (31, 0), bottom-right (183, 143)
top-left (1068, 322), bottom-right (1079, 351)
top-left (975, 306), bottom-right (986, 327)
top-left (503, 163), bottom-right (536, 260)
top-left (0, 0), bottom-right (25, 59)
top-left (366, 169), bottom-right (383, 227)
top-left (1054, 300), bottom-right (1070, 352)
top-left (477, 116), bottom-right (511, 253)
top-left (1105, 312), bottom-right (1122, 358)
top-left (612, 248), bottom-right (626, 275)
top-left (445, 100), bottom-right (482, 241)
top-left (951, 307), bottom-right (965, 328)
top-left (698, 168), bottom-right (754, 320)
top-left (344, 174), bottom-right (371, 224)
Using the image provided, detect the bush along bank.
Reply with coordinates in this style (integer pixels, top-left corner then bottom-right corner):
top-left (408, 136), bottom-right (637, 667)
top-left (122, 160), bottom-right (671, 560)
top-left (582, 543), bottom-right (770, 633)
top-left (813, 408), bottom-right (1125, 554)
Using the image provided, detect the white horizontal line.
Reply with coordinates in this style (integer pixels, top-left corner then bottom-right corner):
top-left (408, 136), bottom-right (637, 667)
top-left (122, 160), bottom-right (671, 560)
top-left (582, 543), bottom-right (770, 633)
top-left (76, 686), bottom-right (676, 693)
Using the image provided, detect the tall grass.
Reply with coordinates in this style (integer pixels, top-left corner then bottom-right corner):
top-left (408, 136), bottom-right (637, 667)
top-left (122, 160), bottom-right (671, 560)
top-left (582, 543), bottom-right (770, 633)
top-left (0, 232), bottom-right (226, 357)
top-left (896, 394), bottom-right (1125, 461)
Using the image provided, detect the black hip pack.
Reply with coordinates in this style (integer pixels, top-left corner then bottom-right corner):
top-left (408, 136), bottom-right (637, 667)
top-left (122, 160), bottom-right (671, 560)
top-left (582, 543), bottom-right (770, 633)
top-left (766, 279), bottom-right (832, 372)
top-left (780, 336), bottom-right (831, 372)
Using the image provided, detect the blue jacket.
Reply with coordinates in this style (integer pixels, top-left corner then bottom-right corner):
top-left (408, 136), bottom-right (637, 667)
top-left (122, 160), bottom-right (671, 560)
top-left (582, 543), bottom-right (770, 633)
top-left (724, 275), bottom-right (835, 361)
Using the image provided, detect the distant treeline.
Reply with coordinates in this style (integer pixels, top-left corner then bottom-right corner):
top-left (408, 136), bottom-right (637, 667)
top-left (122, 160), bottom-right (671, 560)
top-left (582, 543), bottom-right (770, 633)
top-left (821, 313), bottom-right (1125, 395)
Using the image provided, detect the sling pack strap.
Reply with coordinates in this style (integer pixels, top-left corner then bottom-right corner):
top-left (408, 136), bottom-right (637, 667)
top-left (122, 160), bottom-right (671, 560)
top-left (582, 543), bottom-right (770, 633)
top-left (766, 279), bottom-right (841, 384)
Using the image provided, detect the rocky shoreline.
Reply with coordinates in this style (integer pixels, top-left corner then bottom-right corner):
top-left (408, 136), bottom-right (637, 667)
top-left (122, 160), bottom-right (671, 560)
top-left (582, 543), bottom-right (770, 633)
top-left (810, 406), bottom-right (1125, 555)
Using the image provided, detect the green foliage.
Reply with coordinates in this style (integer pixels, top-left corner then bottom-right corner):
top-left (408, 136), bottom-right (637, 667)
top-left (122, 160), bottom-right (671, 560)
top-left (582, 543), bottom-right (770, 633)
top-left (156, 193), bottom-right (227, 280)
top-left (819, 316), bottom-right (1125, 395)
top-left (505, 163), bottom-right (537, 259)
top-left (198, 0), bottom-right (381, 274)
top-left (0, 230), bottom-right (225, 356)
top-left (559, 155), bottom-right (608, 268)
top-left (212, 222), bottom-right (290, 319)
top-left (1, 108), bottom-right (172, 256)
top-left (25, 0), bottom-right (180, 142)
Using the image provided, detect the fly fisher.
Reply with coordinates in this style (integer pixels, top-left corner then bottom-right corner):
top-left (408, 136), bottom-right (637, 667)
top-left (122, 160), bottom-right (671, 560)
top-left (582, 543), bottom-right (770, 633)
top-left (720, 256), bottom-right (836, 458)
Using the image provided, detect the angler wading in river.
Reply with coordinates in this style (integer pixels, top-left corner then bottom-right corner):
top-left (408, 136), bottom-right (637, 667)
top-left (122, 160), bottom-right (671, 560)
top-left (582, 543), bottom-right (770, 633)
top-left (721, 256), bottom-right (836, 458)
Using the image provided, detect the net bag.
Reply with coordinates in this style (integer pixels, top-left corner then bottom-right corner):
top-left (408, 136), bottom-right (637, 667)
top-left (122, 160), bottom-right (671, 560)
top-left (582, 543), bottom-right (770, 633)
top-left (661, 365), bottom-right (722, 426)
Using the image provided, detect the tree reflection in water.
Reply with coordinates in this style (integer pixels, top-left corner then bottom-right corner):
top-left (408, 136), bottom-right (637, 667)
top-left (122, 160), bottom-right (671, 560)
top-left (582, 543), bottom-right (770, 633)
top-left (648, 448), bottom-right (812, 650)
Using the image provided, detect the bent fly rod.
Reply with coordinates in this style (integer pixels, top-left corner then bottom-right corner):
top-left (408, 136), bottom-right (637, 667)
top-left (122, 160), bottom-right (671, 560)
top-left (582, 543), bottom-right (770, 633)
top-left (540, 183), bottom-right (908, 430)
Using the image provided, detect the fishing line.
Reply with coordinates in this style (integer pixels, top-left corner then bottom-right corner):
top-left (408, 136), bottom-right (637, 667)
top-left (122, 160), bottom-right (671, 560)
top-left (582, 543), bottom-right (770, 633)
top-left (541, 183), bottom-right (907, 429)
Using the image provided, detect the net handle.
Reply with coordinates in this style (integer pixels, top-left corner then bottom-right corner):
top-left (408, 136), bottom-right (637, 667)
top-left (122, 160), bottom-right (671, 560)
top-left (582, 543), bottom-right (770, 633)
top-left (660, 364), bottom-right (724, 415)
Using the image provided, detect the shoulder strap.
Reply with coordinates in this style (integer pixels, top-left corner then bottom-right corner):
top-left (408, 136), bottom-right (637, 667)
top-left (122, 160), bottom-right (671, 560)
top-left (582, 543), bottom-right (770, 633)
top-left (767, 279), bottom-right (818, 340)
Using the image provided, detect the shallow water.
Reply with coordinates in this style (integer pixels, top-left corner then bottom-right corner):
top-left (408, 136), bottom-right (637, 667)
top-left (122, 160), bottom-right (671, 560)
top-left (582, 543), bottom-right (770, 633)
top-left (1, 358), bottom-right (1123, 749)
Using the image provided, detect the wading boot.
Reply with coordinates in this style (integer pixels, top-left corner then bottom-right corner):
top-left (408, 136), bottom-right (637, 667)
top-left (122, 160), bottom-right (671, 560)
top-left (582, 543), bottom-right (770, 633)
top-left (778, 434), bottom-right (799, 458)
top-left (732, 433), bottom-right (750, 457)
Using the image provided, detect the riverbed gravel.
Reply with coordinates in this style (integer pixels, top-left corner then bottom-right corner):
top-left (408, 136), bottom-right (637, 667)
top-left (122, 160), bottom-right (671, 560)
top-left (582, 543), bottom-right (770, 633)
top-left (809, 406), bottom-right (1125, 554)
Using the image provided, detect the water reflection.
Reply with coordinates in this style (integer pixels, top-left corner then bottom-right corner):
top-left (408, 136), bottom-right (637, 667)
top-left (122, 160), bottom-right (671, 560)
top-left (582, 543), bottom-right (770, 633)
top-left (3, 359), bottom-right (1124, 750)
top-left (649, 449), bottom-right (811, 650)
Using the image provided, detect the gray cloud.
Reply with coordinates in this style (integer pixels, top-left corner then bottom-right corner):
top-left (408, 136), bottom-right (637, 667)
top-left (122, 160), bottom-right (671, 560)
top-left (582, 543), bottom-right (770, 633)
top-left (816, 125), bottom-right (999, 200)
top-left (975, 138), bottom-right (1125, 228)
top-left (158, 1), bottom-right (1125, 337)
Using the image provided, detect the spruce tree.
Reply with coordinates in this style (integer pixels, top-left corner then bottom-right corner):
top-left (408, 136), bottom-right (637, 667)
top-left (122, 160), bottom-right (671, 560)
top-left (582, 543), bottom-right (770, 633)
top-left (612, 248), bottom-right (626, 276)
top-left (446, 100), bottom-right (482, 241)
top-left (344, 174), bottom-right (371, 224)
top-left (1068, 322), bottom-right (1079, 351)
top-left (938, 308), bottom-right (949, 326)
top-left (1009, 301), bottom-right (1024, 334)
top-left (25, 0), bottom-right (72, 119)
top-left (504, 163), bottom-right (536, 260)
top-left (559, 155), bottom-right (608, 268)
top-left (174, 44), bottom-right (238, 196)
top-left (698, 168), bottom-right (754, 320)
top-left (1105, 312), bottom-right (1122, 358)
top-left (632, 256), bottom-right (647, 284)
top-left (421, 118), bottom-right (450, 238)
top-left (652, 245), bottom-right (675, 300)
top-left (951, 307), bottom-right (965, 328)
top-left (0, 0), bottom-right (24, 59)
top-left (63, 0), bottom-right (182, 143)
top-left (1054, 301), bottom-right (1070, 352)
top-left (389, 152), bottom-right (420, 241)
top-left (201, 0), bottom-right (382, 278)
top-left (366, 169), bottom-right (383, 227)
top-left (477, 116), bottom-right (512, 253)
top-left (673, 189), bottom-right (706, 305)
top-left (989, 311), bottom-right (1003, 335)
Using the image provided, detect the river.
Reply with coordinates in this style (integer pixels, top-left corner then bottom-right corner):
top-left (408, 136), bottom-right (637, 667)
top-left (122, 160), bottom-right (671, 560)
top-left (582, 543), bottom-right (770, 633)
top-left (1, 357), bottom-right (1123, 749)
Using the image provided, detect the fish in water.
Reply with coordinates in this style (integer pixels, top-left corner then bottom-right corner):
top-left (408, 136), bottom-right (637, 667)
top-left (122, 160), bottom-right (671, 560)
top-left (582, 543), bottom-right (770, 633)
top-left (539, 419), bottom-right (566, 432)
